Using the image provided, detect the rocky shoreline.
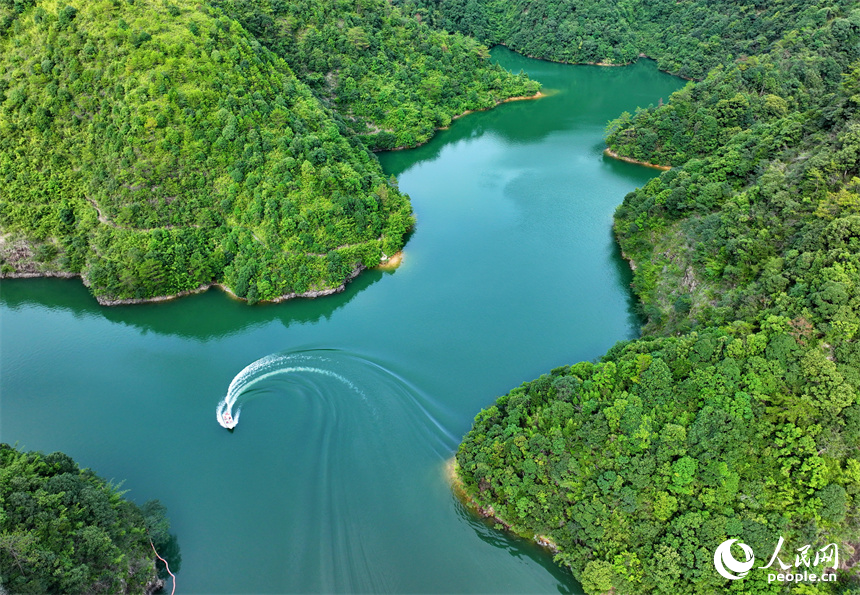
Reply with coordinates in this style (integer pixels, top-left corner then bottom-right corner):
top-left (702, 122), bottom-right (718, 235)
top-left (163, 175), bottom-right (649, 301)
top-left (619, 248), bottom-right (638, 272)
top-left (438, 91), bottom-right (545, 132)
top-left (2, 264), bottom-right (370, 307)
top-left (94, 265), bottom-right (367, 306)
top-left (445, 458), bottom-right (560, 555)
top-left (498, 47), bottom-right (698, 81)
top-left (144, 577), bottom-right (165, 595)
top-left (449, 90), bottom-right (545, 122)
top-left (603, 147), bottom-right (671, 170)
top-left (2, 270), bottom-right (79, 279)
top-left (1, 243), bottom-right (411, 307)
top-left (373, 90), bottom-right (545, 152)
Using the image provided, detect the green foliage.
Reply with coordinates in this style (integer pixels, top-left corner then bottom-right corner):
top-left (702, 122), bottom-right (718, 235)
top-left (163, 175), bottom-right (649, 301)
top-left (0, 0), bottom-right (414, 302)
top-left (607, 12), bottom-right (859, 168)
top-left (455, 3), bottom-right (860, 595)
top-left (581, 559), bottom-right (613, 594)
top-left (0, 444), bottom-right (168, 594)
top-left (457, 328), bottom-right (860, 594)
top-left (610, 11), bottom-right (860, 336)
top-left (399, 0), bottom-right (857, 80)
top-left (211, 0), bottom-right (540, 150)
top-left (140, 499), bottom-right (181, 580)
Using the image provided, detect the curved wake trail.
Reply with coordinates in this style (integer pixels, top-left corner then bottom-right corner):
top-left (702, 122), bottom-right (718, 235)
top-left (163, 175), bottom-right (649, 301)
top-left (215, 351), bottom-right (457, 449)
top-left (216, 353), bottom-right (365, 429)
top-left (214, 349), bottom-right (461, 592)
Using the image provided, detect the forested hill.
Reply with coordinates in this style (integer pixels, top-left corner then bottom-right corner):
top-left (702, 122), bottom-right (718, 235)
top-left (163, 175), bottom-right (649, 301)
top-left (0, 0), bottom-right (533, 303)
top-left (455, 3), bottom-right (860, 595)
top-left (397, 0), bottom-right (857, 80)
top-left (608, 12), bottom-right (860, 335)
top-left (212, 0), bottom-right (540, 150)
top-left (0, 444), bottom-right (176, 594)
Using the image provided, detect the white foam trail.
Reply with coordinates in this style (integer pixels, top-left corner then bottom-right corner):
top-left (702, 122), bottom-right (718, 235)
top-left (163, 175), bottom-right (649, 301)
top-left (216, 354), bottom-right (364, 428)
top-left (215, 350), bottom-right (458, 457)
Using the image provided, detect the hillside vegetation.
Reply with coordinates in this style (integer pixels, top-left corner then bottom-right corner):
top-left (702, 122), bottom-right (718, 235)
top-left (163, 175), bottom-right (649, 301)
top-left (608, 16), bottom-right (860, 336)
top-left (454, 2), bottom-right (860, 594)
top-left (213, 0), bottom-right (540, 150)
top-left (0, 444), bottom-right (175, 594)
top-left (0, 0), bottom-right (532, 303)
top-left (398, 0), bottom-right (857, 80)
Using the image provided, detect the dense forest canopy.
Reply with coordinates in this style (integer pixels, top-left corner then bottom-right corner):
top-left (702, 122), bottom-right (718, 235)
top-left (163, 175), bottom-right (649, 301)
top-left (0, 444), bottom-right (175, 594)
top-left (0, 0), bottom-right (533, 303)
top-left (2, 0), bottom-right (859, 592)
top-left (395, 0), bottom-right (858, 80)
top-left (458, 324), bottom-right (859, 594)
top-left (212, 0), bottom-right (540, 150)
top-left (452, 1), bottom-right (860, 594)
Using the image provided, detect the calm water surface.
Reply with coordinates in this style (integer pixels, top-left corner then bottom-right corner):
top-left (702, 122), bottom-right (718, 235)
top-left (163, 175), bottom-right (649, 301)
top-left (0, 48), bottom-right (683, 593)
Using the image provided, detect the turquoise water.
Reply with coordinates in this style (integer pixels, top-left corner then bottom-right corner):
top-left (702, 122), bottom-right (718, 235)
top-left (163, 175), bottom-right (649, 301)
top-left (0, 48), bottom-right (684, 593)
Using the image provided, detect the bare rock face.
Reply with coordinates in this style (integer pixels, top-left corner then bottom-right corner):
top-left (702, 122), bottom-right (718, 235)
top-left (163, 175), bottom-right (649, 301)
top-left (682, 266), bottom-right (698, 291)
top-left (535, 535), bottom-right (560, 554)
top-left (842, 542), bottom-right (859, 570)
top-left (144, 577), bottom-right (165, 595)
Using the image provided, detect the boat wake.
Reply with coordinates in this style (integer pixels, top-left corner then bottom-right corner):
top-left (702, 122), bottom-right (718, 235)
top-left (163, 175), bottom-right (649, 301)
top-left (213, 348), bottom-right (460, 591)
top-left (216, 352), bottom-right (366, 429)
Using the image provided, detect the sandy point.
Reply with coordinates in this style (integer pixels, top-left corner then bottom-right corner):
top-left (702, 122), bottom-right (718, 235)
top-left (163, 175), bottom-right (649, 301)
top-left (444, 457), bottom-right (458, 485)
top-left (502, 90), bottom-right (546, 102)
top-left (445, 457), bottom-right (472, 505)
top-left (376, 251), bottom-right (403, 270)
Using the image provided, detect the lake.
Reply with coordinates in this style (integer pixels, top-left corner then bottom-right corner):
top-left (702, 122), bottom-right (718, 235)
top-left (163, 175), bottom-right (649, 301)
top-left (0, 47), bottom-right (683, 593)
